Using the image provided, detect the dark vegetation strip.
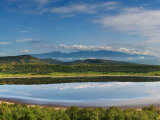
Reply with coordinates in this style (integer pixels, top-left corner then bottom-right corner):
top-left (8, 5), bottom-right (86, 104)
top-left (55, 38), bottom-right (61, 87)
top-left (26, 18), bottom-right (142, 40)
top-left (1, 63), bottom-right (160, 75)
top-left (1, 76), bottom-right (160, 85)
top-left (0, 102), bottom-right (159, 120)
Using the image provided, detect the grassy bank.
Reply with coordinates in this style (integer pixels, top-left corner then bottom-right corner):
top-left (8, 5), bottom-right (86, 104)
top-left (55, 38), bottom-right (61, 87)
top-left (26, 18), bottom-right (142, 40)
top-left (1, 71), bottom-right (160, 78)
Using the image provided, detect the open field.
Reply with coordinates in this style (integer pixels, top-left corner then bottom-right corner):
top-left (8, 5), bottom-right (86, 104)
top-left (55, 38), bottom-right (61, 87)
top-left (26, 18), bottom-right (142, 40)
top-left (1, 63), bottom-right (160, 78)
top-left (1, 71), bottom-right (160, 78)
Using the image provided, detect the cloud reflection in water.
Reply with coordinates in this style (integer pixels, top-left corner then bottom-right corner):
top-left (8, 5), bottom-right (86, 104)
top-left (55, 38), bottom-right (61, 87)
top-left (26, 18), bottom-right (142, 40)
top-left (31, 82), bottom-right (133, 90)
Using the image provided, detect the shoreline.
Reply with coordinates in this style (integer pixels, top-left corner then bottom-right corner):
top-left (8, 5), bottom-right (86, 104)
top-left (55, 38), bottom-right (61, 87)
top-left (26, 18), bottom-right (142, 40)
top-left (0, 98), bottom-right (160, 111)
top-left (1, 74), bottom-right (160, 79)
top-left (0, 99), bottom-right (69, 109)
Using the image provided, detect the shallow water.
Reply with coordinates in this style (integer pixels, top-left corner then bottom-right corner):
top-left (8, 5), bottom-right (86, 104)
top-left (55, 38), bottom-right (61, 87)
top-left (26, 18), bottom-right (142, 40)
top-left (0, 81), bottom-right (160, 108)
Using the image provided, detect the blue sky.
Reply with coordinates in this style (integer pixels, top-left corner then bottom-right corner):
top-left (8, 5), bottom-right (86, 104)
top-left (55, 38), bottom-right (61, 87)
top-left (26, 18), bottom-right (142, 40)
top-left (1, 0), bottom-right (160, 58)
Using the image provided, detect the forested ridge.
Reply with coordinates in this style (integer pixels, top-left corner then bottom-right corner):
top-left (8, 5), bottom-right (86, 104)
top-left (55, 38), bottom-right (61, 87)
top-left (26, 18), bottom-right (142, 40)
top-left (0, 103), bottom-right (159, 120)
top-left (0, 63), bottom-right (160, 75)
top-left (0, 55), bottom-right (62, 64)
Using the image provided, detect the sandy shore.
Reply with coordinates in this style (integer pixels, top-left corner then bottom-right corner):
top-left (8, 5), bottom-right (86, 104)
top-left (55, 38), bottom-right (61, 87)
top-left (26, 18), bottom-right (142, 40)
top-left (0, 99), bottom-right (69, 109)
top-left (1, 98), bottom-right (160, 111)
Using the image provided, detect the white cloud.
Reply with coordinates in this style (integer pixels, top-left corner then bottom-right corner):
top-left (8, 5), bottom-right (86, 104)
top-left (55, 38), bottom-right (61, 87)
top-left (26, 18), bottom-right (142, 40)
top-left (54, 56), bottom-right (149, 61)
top-left (93, 7), bottom-right (160, 44)
top-left (128, 57), bottom-right (132, 60)
top-left (0, 42), bottom-right (11, 45)
top-left (14, 91), bottom-right (32, 96)
top-left (0, 89), bottom-right (11, 92)
top-left (32, 44), bottom-right (157, 56)
top-left (57, 57), bottom-right (99, 61)
top-left (19, 49), bottom-right (29, 53)
top-left (139, 57), bottom-right (144, 59)
top-left (14, 38), bottom-right (32, 43)
top-left (33, 0), bottom-right (49, 5)
top-left (50, 2), bottom-right (118, 17)
top-left (4, 1), bottom-right (118, 16)
top-left (32, 44), bottom-right (51, 48)
top-left (0, 53), bottom-right (6, 56)
top-left (58, 57), bottom-right (74, 61)
top-left (60, 82), bottom-right (131, 90)
top-left (52, 44), bottom-right (113, 51)
top-left (8, 0), bottom-right (50, 5)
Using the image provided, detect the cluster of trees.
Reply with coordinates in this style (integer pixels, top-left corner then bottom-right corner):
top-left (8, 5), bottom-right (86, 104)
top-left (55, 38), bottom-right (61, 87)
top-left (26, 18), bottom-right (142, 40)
top-left (1, 76), bottom-right (160, 85)
top-left (0, 103), bottom-right (159, 120)
top-left (0, 63), bottom-right (160, 75)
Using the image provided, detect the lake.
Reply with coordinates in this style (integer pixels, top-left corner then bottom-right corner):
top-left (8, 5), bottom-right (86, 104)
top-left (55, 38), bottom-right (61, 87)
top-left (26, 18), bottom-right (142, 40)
top-left (1, 77), bottom-right (160, 108)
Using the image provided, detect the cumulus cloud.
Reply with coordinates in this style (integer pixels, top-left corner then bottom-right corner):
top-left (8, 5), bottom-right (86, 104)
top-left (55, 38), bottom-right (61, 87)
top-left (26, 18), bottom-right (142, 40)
top-left (93, 7), bottom-right (160, 44)
top-left (32, 44), bottom-right (156, 56)
top-left (13, 38), bottom-right (32, 43)
top-left (0, 42), bottom-right (11, 45)
top-left (19, 49), bottom-right (29, 53)
top-left (0, 53), bottom-right (6, 56)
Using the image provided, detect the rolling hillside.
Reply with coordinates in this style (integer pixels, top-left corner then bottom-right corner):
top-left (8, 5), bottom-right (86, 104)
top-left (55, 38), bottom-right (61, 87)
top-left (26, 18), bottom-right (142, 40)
top-left (0, 55), bottom-right (138, 65)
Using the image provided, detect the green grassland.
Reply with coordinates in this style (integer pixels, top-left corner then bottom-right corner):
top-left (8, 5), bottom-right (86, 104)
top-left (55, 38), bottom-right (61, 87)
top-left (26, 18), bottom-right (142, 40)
top-left (0, 63), bottom-right (160, 78)
top-left (0, 71), bottom-right (160, 78)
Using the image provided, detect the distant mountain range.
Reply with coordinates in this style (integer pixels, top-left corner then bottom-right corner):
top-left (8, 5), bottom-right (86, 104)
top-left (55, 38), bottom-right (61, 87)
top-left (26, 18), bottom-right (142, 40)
top-left (29, 50), bottom-right (151, 61)
top-left (28, 50), bottom-right (160, 65)
top-left (0, 55), bottom-right (138, 65)
top-left (129, 59), bottom-right (160, 65)
top-left (1, 50), bottom-right (159, 65)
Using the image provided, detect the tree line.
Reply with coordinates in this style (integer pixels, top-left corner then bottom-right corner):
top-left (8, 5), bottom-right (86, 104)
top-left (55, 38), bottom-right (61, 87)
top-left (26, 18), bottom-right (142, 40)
top-left (0, 63), bottom-right (160, 75)
top-left (0, 102), bottom-right (159, 120)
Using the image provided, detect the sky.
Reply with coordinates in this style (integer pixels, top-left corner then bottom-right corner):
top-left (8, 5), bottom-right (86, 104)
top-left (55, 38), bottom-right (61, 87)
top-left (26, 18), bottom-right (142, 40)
top-left (1, 0), bottom-right (160, 58)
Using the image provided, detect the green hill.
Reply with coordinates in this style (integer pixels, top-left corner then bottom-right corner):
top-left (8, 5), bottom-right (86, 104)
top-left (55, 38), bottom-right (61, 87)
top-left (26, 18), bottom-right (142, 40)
top-left (0, 55), bottom-right (63, 64)
top-left (64, 59), bottom-right (137, 65)
top-left (0, 55), bottom-right (46, 63)
top-left (0, 55), bottom-right (138, 65)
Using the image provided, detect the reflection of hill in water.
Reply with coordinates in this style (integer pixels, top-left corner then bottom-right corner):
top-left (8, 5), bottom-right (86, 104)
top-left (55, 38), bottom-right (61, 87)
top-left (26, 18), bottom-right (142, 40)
top-left (1, 76), bottom-right (160, 85)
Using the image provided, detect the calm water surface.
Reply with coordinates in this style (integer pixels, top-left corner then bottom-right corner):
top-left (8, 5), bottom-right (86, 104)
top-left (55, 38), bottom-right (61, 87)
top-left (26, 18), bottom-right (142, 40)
top-left (0, 82), bottom-right (160, 108)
